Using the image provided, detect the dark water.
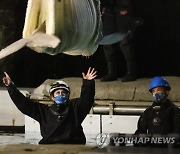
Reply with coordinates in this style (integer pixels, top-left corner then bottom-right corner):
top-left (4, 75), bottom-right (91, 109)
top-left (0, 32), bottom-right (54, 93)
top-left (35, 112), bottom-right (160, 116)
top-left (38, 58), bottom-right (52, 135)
top-left (0, 133), bottom-right (39, 145)
top-left (0, 133), bottom-right (26, 145)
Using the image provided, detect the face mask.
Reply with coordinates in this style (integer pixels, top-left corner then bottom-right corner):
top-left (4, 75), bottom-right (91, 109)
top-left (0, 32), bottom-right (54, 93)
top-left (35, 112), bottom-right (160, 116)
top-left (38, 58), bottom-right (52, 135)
top-left (152, 91), bottom-right (167, 103)
top-left (54, 94), bottom-right (69, 105)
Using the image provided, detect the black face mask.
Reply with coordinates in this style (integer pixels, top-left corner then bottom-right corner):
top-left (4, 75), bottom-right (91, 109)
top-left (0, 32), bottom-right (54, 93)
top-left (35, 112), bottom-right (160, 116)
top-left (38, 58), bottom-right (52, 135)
top-left (152, 91), bottom-right (167, 104)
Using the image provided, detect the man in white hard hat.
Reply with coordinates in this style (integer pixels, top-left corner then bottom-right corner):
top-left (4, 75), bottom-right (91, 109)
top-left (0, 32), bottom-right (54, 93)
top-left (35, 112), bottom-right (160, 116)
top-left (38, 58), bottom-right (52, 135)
top-left (3, 67), bottom-right (97, 144)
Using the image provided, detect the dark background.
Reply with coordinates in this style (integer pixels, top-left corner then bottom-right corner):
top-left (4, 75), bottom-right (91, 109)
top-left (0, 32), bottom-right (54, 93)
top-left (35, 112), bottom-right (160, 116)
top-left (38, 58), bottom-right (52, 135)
top-left (1, 0), bottom-right (180, 87)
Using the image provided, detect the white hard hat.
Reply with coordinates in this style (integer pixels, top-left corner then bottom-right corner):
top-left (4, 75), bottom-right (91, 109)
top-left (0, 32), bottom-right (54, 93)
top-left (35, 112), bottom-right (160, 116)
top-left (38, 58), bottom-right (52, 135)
top-left (49, 80), bottom-right (70, 95)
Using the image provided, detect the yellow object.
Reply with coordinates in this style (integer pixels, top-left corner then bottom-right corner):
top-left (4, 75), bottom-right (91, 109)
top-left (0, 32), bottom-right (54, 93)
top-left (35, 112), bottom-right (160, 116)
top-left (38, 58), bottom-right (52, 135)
top-left (23, 0), bottom-right (102, 56)
top-left (0, 0), bottom-right (102, 59)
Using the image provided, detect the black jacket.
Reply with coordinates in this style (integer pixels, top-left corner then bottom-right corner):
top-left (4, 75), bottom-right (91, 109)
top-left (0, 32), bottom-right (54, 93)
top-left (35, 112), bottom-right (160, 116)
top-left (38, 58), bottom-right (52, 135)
top-left (100, 0), bottom-right (134, 35)
top-left (7, 79), bottom-right (95, 144)
top-left (101, 0), bottom-right (132, 12)
top-left (135, 100), bottom-right (180, 135)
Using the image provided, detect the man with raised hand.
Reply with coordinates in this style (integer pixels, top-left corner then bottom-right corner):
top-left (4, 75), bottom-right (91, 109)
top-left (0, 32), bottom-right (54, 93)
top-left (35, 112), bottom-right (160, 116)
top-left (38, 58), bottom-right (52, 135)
top-left (3, 67), bottom-right (97, 144)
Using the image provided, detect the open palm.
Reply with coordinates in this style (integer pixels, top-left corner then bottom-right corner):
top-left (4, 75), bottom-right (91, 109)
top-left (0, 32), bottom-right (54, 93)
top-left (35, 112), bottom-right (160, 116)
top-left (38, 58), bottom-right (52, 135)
top-left (82, 67), bottom-right (97, 80)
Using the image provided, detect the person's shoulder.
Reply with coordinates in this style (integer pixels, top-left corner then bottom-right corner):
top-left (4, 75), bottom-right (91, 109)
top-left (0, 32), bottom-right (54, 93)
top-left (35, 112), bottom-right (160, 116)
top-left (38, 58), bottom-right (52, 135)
top-left (171, 103), bottom-right (180, 111)
top-left (139, 107), bottom-right (149, 116)
top-left (145, 105), bottom-right (153, 111)
top-left (35, 102), bottom-right (48, 110)
top-left (142, 105), bottom-right (154, 116)
top-left (167, 100), bottom-right (180, 112)
top-left (168, 100), bottom-right (178, 107)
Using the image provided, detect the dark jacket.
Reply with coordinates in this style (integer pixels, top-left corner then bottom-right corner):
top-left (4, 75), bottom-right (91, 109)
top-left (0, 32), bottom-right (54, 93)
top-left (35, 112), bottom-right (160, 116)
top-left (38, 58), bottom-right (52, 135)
top-left (101, 0), bottom-right (132, 12)
top-left (7, 79), bottom-right (95, 144)
top-left (135, 100), bottom-right (180, 135)
top-left (100, 0), bottom-right (133, 35)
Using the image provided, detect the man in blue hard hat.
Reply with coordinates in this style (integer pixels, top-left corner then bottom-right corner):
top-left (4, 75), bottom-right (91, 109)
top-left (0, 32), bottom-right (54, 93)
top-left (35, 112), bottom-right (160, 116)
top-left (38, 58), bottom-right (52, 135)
top-left (135, 76), bottom-right (180, 147)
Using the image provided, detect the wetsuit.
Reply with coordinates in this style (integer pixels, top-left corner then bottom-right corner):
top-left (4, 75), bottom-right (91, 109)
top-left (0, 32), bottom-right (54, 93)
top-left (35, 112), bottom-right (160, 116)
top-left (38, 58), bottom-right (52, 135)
top-left (135, 100), bottom-right (180, 147)
top-left (7, 79), bottom-right (95, 144)
top-left (135, 100), bottom-right (180, 134)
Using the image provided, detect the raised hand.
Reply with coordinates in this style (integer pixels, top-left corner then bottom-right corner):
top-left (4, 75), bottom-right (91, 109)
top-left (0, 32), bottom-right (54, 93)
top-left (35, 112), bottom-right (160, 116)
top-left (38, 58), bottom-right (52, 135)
top-left (82, 67), bottom-right (97, 80)
top-left (2, 72), bottom-right (12, 86)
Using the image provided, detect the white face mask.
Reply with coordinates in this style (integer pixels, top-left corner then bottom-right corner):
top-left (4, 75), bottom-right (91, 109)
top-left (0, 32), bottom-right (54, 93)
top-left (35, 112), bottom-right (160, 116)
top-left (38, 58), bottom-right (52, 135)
top-left (152, 91), bottom-right (167, 104)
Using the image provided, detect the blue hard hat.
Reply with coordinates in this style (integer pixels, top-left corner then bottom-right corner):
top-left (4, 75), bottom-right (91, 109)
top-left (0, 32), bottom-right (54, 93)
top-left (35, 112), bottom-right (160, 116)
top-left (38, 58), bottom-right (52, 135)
top-left (149, 76), bottom-right (171, 92)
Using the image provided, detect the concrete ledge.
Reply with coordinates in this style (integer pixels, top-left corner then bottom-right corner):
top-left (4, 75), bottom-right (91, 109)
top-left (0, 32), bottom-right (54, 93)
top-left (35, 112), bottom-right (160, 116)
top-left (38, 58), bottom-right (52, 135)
top-left (0, 144), bottom-right (95, 154)
top-left (31, 76), bottom-right (180, 106)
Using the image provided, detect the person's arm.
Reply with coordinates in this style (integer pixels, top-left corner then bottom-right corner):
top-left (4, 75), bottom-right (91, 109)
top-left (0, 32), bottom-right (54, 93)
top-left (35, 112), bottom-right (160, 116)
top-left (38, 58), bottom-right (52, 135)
top-left (168, 105), bottom-right (180, 145)
top-left (3, 72), bottom-right (43, 122)
top-left (77, 67), bottom-right (97, 116)
top-left (172, 106), bottom-right (180, 134)
top-left (134, 111), bottom-right (149, 147)
top-left (135, 111), bottom-right (148, 134)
